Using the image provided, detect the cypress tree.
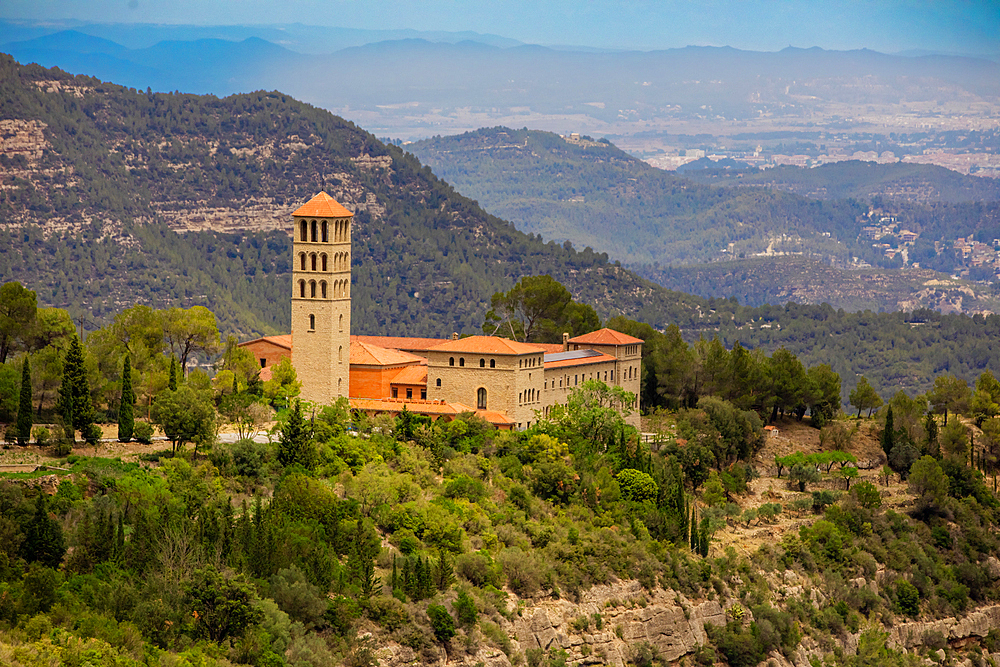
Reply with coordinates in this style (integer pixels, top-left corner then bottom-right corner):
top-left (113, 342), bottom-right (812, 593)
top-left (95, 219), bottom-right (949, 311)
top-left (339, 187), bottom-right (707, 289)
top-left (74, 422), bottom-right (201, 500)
top-left (881, 406), bottom-right (895, 456)
top-left (57, 334), bottom-right (93, 439)
top-left (168, 356), bottom-right (178, 391)
top-left (114, 513), bottom-right (125, 562)
top-left (118, 355), bottom-right (134, 442)
top-left (16, 358), bottom-right (32, 445)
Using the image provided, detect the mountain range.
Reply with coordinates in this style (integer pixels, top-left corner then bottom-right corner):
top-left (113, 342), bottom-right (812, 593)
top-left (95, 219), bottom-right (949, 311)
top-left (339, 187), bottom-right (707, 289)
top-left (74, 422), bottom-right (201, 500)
top-left (3, 20), bottom-right (997, 138)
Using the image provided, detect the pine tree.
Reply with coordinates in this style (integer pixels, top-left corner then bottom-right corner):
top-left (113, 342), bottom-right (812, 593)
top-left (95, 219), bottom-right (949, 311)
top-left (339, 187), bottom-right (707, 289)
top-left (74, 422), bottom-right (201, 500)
top-left (16, 357), bottom-right (32, 445)
top-left (436, 547), bottom-right (455, 591)
top-left (278, 400), bottom-right (312, 468)
top-left (118, 355), bottom-right (134, 442)
top-left (22, 493), bottom-right (66, 568)
top-left (168, 356), bottom-right (178, 391)
top-left (57, 334), bottom-right (93, 439)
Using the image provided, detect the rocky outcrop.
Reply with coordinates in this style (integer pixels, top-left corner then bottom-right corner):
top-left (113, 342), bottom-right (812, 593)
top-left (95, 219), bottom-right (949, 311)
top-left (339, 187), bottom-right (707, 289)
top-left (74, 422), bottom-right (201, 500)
top-left (511, 580), bottom-right (724, 666)
top-left (889, 604), bottom-right (1000, 650)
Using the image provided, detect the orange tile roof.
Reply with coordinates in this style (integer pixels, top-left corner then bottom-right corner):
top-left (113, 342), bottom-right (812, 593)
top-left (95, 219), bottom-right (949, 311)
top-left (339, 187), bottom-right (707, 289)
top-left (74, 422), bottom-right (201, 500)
top-left (428, 335), bottom-right (546, 355)
top-left (351, 335), bottom-right (451, 353)
top-left (239, 334), bottom-right (292, 350)
top-left (293, 191), bottom-right (354, 218)
top-left (390, 365), bottom-right (428, 386)
top-left (351, 340), bottom-right (426, 367)
top-left (532, 343), bottom-right (566, 353)
top-left (544, 352), bottom-right (618, 369)
top-left (568, 328), bottom-right (644, 346)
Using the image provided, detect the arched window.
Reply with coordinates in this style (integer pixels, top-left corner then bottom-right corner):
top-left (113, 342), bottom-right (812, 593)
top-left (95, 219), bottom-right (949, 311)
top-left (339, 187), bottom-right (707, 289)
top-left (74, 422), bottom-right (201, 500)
top-left (298, 280), bottom-right (305, 298)
top-left (436, 378), bottom-right (442, 387)
top-left (480, 358), bottom-right (485, 368)
top-left (310, 253), bottom-right (317, 271)
top-left (310, 280), bottom-right (316, 298)
top-left (320, 281), bottom-right (327, 298)
top-left (449, 357), bottom-right (455, 367)
top-left (459, 358), bottom-right (465, 367)
top-left (477, 388), bottom-right (487, 410)
top-left (339, 346), bottom-right (343, 363)
top-left (345, 252), bottom-right (350, 268)
top-left (518, 392), bottom-right (522, 404)
top-left (299, 220), bottom-right (307, 241)
top-left (299, 253), bottom-right (306, 270)
top-left (490, 359), bottom-right (495, 368)
top-left (310, 220), bottom-right (317, 242)
top-left (309, 314), bottom-right (315, 330)
top-left (339, 314), bottom-right (343, 331)
top-left (321, 254), bottom-right (327, 271)
top-left (321, 221), bottom-right (328, 242)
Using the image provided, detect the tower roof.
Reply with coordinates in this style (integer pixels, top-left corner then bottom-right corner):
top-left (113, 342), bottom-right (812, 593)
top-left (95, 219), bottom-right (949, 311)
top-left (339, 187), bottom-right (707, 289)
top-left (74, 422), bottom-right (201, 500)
top-left (293, 191), bottom-right (354, 218)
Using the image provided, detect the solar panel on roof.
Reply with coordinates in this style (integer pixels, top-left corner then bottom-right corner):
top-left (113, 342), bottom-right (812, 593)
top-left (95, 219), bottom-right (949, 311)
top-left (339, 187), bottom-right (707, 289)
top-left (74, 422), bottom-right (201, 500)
top-left (544, 349), bottom-right (603, 362)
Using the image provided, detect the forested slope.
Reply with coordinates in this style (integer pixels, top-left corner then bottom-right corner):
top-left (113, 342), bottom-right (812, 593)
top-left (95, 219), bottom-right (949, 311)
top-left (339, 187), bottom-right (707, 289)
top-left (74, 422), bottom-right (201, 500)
top-left (409, 127), bottom-right (868, 266)
top-left (0, 55), bottom-right (699, 338)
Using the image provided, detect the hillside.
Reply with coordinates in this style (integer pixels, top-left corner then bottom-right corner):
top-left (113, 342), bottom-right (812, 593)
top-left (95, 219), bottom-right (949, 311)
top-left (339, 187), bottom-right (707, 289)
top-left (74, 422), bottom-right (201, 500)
top-left (408, 127), bottom-right (867, 267)
top-left (638, 256), bottom-right (1000, 313)
top-left (681, 161), bottom-right (1000, 204)
top-left (0, 55), bottom-right (703, 339)
top-left (410, 127), bottom-right (1000, 311)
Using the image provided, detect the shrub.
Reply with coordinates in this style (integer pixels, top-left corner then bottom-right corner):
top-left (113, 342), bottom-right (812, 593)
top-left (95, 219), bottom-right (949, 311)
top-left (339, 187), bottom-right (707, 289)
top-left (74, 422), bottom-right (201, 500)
top-left (498, 547), bottom-right (544, 597)
top-left (427, 604), bottom-right (456, 643)
top-left (133, 421), bottom-right (153, 444)
top-left (33, 426), bottom-right (51, 447)
top-left (232, 438), bottom-right (268, 479)
top-left (444, 474), bottom-right (487, 502)
top-left (852, 481), bottom-right (882, 509)
top-left (454, 589), bottom-right (478, 627)
top-left (455, 550), bottom-right (502, 588)
top-left (896, 579), bottom-right (920, 617)
top-left (269, 566), bottom-right (326, 628)
top-left (366, 595), bottom-right (410, 632)
top-left (617, 469), bottom-right (658, 503)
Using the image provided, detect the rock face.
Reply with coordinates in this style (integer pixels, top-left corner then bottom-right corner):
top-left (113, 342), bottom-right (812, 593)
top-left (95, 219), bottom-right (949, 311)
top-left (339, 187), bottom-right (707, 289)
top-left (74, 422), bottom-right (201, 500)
top-left (509, 580), bottom-right (725, 667)
top-left (889, 604), bottom-right (1000, 650)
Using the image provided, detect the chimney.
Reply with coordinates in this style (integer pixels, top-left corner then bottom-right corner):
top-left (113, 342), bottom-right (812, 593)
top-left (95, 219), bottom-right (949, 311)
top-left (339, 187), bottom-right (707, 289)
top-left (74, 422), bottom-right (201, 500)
top-left (452, 332), bottom-right (459, 340)
top-left (562, 332), bottom-right (569, 351)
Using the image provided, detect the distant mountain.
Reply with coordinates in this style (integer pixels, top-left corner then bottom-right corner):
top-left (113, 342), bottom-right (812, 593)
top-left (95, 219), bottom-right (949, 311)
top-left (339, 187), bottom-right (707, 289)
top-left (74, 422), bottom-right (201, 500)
top-left (681, 161), bottom-right (1000, 203)
top-left (3, 25), bottom-right (997, 138)
top-left (0, 55), bottom-right (698, 339)
top-left (409, 126), bottom-right (1000, 312)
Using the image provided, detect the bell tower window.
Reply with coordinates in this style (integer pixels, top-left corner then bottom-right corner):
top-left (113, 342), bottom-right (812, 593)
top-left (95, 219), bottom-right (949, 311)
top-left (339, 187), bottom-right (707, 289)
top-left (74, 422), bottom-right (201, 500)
top-left (310, 220), bottom-right (317, 242)
top-left (321, 221), bottom-right (328, 242)
top-left (309, 314), bottom-right (315, 330)
top-left (477, 388), bottom-right (487, 410)
top-left (300, 220), bottom-right (307, 241)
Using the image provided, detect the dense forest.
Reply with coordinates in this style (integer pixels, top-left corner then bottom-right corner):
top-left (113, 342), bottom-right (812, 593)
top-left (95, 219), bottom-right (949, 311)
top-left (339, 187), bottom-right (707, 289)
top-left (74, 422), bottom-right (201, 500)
top-left (5, 290), bottom-right (1000, 666)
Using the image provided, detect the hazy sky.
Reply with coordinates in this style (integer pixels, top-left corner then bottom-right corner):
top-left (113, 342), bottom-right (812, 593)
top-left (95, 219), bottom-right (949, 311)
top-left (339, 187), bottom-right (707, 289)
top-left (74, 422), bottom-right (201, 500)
top-left (3, 0), bottom-right (998, 55)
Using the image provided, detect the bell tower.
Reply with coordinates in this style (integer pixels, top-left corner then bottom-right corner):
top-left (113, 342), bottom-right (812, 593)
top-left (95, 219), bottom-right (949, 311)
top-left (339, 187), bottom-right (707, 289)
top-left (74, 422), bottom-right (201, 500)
top-left (290, 192), bottom-right (353, 405)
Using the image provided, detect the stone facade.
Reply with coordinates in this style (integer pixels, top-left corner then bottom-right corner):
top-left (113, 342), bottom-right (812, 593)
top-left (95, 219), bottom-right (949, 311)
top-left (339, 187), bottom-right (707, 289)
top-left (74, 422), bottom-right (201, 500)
top-left (290, 193), bottom-right (353, 405)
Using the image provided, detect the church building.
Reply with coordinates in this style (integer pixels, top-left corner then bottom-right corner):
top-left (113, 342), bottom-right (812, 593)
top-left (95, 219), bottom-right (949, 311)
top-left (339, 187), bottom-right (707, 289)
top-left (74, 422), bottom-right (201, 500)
top-left (240, 192), bottom-right (643, 429)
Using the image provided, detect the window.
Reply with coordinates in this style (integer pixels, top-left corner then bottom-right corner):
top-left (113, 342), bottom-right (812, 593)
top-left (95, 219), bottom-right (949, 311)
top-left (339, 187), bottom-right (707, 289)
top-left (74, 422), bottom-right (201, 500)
top-left (459, 358), bottom-right (465, 367)
top-left (321, 221), bottom-right (328, 242)
top-left (421, 389), bottom-right (427, 399)
top-left (611, 370), bottom-right (614, 382)
top-left (310, 220), bottom-right (317, 242)
top-left (392, 388), bottom-right (398, 398)
top-left (490, 359), bottom-right (495, 368)
top-left (436, 378), bottom-right (441, 387)
top-left (309, 314), bottom-right (315, 330)
top-left (320, 281), bottom-right (327, 298)
top-left (321, 254), bottom-right (327, 271)
top-left (574, 375), bottom-right (578, 385)
top-left (480, 358), bottom-right (485, 368)
top-left (259, 358), bottom-right (266, 368)
top-left (477, 387), bottom-right (487, 409)
top-left (299, 253), bottom-right (306, 270)
top-left (298, 280), bottom-right (305, 298)
top-left (299, 220), bottom-right (307, 241)
top-left (406, 388), bottom-right (413, 399)
top-left (449, 357), bottom-right (455, 367)
top-left (311, 254), bottom-right (317, 271)
top-left (310, 281), bottom-right (316, 298)
top-left (338, 345), bottom-right (342, 363)
top-left (339, 314), bottom-right (343, 331)
top-left (518, 392), bottom-right (522, 404)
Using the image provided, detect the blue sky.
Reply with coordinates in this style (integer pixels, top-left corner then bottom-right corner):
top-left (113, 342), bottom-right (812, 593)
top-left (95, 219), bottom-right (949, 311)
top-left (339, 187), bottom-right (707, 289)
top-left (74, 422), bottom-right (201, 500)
top-left (3, 0), bottom-right (998, 55)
